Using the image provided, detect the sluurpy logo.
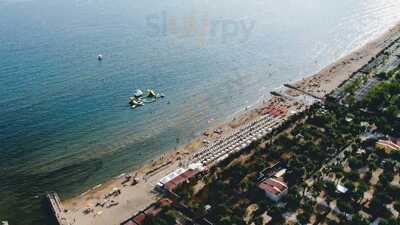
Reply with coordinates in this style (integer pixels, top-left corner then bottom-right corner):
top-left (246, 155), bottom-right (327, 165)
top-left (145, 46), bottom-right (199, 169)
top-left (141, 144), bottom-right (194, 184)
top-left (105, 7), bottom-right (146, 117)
top-left (145, 11), bottom-right (256, 47)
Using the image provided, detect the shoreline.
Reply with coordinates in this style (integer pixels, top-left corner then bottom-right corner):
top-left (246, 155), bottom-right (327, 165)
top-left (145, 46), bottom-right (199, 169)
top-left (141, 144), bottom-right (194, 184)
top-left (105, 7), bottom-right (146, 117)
top-left (61, 22), bottom-right (400, 225)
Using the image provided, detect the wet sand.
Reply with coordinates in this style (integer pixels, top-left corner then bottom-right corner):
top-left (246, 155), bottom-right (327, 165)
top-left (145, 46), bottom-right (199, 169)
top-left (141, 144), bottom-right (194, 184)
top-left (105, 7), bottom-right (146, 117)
top-left (62, 22), bottom-right (400, 225)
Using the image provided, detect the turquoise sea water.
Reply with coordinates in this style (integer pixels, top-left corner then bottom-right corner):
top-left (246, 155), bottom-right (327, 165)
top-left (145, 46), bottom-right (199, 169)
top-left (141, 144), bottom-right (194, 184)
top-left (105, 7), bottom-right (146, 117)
top-left (0, 0), bottom-right (400, 224)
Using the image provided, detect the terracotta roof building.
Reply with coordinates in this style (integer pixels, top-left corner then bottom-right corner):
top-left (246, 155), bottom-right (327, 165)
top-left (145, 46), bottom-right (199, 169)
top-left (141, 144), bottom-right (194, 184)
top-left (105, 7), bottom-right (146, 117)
top-left (258, 177), bottom-right (288, 202)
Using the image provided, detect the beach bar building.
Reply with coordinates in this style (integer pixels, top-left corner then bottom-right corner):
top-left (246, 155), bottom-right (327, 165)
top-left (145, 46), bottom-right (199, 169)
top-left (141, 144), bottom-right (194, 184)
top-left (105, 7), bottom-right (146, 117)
top-left (157, 163), bottom-right (204, 192)
top-left (163, 169), bottom-right (198, 192)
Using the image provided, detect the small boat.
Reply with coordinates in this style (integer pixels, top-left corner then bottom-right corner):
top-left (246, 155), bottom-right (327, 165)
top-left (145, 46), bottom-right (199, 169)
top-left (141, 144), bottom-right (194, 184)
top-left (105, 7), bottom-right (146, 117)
top-left (97, 54), bottom-right (103, 61)
top-left (147, 89), bottom-right (157, 98)
top-left (133, 89), bottom-right (144, 98)
top-left (129, 99), bottom-right (144, 106)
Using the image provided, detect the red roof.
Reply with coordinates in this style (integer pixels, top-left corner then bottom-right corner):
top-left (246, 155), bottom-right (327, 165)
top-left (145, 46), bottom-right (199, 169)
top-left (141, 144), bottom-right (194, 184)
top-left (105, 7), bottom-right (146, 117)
top-left (164, 181), bottom-right (178, 191)
top-left (259, 182), bottom-right (279, 195)
top-left (181, 169), bottom-right (198, 179)
top-left (122, 220), bottom-right (137, 225)
top-left (164, 169), bottom-right (198, 191)
top-left (144, 207), bottom-right (162, 216)
top-left (132, 213), bottom-right (146, 225)
top-left (159, 198), bottom-right (173, 206)
top-left (172, 174), bottom-right (187, 185)
top-left (378, 139), bottom-right (400, 150)
top-left (258, 177), bottom-right (287, 196)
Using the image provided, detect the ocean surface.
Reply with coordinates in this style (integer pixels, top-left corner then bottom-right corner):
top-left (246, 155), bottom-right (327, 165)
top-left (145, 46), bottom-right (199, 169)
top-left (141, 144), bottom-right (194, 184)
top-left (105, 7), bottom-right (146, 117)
top-left (0, 0), bottom-right (400, 224)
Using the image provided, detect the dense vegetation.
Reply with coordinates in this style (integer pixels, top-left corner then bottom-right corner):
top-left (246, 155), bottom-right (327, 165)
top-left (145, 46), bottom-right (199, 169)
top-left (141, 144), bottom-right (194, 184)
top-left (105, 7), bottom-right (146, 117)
top-left (360, 69), bottom-right (400, 136)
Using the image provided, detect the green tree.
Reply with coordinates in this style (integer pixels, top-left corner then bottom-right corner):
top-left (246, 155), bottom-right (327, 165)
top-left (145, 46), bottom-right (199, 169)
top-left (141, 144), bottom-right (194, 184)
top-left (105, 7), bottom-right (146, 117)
top-left (297, 212), bottom-right (309, 225)
top-left (348, 157), bottom-right (363, 170)
top-left (285, 191), bottom-right (301, 211)
top-left (352, 214), bottom-right (369, 225)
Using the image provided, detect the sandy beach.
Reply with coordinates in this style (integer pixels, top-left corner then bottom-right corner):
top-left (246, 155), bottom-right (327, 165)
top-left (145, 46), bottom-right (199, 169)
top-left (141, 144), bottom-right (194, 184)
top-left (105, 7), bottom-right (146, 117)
top-left (61, 22), bottom-right (400, 225)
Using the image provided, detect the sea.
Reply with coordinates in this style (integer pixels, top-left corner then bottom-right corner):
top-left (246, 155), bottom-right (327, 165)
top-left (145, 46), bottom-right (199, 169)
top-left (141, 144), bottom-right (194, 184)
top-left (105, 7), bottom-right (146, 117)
top-left (0, 0), bottom-right (400, 224)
